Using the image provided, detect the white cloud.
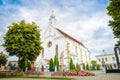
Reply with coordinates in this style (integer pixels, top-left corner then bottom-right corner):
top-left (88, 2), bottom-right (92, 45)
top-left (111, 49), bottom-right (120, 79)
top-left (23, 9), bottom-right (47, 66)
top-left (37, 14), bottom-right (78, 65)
top-left (0, 0), bottom-right (115, 60)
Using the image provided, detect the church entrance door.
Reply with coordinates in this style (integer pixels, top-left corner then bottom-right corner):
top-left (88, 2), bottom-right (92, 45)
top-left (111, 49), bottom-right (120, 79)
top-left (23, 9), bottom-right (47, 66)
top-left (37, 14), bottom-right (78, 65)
top-left (41, 65), bottom-right (44, 72)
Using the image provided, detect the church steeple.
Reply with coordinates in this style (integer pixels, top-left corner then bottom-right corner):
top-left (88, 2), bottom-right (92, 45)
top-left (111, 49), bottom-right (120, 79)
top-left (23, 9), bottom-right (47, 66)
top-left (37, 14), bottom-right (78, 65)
top-left (49, 10), bottom-right (56, 27)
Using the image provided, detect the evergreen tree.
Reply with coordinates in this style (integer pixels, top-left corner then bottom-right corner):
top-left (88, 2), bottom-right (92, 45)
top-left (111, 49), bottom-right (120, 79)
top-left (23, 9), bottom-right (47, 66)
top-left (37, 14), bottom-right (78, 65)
top-left (54, 55), bottom-right (59, 71)
top-left (107, 65), bottom-right (110, 70)
top-left (85, 63), bottom-right (89, 70)
top-left (69, 58), bottom-right (74, 70)
top-left (57, 59), bottom-right (59, 71)
top-left (110, 64), bottom-right (113, 69)
top-left (54, 55), bottom-right (57, 66)
top-left (91, 64), bottom-right (96, 70)
top-left (96, 64), bottom-right (100, 70)
top-left (49, 58), bottom-right (54, 72)
top-left (107, 0), bottom-right (120, 46)
top-left (82, 63), bottom-right (85, 70)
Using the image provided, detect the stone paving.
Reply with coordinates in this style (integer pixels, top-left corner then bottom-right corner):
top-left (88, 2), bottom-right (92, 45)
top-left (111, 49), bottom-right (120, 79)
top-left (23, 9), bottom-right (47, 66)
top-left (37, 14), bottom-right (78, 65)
top-left (71, 73), bottom-right (120, 80)
top-left (0, 73), bottom-right (120, 80)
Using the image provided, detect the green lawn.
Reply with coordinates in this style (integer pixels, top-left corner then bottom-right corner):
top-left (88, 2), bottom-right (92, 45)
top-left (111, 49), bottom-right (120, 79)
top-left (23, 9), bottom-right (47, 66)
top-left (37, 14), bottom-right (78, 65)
top-left (0, 75), bottom-right (73, 80)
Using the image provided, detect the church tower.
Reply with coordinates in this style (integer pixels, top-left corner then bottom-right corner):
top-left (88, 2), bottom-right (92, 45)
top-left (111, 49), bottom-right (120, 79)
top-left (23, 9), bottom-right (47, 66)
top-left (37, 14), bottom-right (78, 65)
top-left (49, 11), bottom-right (56, 27)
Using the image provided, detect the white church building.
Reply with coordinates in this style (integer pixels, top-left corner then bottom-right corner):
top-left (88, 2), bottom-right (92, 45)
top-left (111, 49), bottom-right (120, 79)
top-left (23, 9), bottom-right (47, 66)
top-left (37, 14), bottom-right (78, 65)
top-left (35, 12), bottom-right (91, 72)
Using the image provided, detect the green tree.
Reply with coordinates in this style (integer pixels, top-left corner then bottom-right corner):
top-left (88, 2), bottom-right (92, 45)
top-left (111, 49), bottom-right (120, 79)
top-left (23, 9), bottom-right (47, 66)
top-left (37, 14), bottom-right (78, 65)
top-left (57, 60), bottom-right (59, 71)
top-left (75, 63), bottom-right (80, 75)
top-left (69, 58), bottom-right (75, 70)
top-left (49, 58), bottom-right (54, 72)
top-left (91, 60), bottom-right (97, 65)
top-left (54, 55), bottom-right (59, 71)
top-left (82, 63), bottom-right (85, 70)
top-left (107, 0), bottom-right (120, 46)
top-left (54, 55), bottom-right (57, 66)
top-left (91, 60), bottom-right (97, 70)
top-left (26, 60), bottom-right (31, 71)
top-left (85, 63), bottom-right (89, 70)
top-left (2, 20), bottom-right (43, 71)
top-left (0, 55), bottom-right (7, 69)
top-left (110, 64), bottom-right (113, 69)
top-left (107, 65), bottom-right (110, 70)
top-left (96, 64), bottom-right (100, 70)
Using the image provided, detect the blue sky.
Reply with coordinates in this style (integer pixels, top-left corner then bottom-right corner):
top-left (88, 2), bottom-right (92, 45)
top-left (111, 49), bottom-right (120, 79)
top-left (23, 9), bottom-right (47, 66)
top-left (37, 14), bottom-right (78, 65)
top-left (0, 0), bottom-right (116, 60)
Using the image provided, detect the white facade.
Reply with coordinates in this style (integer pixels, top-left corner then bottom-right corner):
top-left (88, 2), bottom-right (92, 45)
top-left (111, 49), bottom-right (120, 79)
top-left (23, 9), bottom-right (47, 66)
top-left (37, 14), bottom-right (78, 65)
top-left (35, 13), bottom-right (91, 72)
top-left (96, 50), bottom-right (120, 69)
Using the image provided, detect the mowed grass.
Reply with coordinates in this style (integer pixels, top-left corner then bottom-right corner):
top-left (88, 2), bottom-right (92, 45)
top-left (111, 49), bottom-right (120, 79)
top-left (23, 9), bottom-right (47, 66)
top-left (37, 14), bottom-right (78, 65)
top-left (0, 75), bottom-right (74, 80)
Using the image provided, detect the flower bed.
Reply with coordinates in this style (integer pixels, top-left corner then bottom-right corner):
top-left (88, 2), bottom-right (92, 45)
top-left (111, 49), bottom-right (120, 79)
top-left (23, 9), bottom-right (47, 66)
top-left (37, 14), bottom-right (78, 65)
top-left (65, 70), bottom-right (77, 76)
top-left (24, 71), bottom-right (44, 75)
top-left (78, 70), bottom-right (95, 76)
top-left (52, 70), bottom-right (95, 76)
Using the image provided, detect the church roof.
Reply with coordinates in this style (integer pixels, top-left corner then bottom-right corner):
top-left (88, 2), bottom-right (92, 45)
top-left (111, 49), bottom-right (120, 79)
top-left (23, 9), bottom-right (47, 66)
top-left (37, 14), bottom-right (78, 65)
top-left (56, 28), bottom-right (85, 47)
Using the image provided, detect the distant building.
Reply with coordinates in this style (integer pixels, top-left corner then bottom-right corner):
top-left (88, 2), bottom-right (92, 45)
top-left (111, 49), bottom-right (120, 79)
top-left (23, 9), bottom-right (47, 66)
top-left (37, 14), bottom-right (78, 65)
top-left (96, 50), bottom-right (120, 69)
top-left (9, 60), bottom-right (18, 67)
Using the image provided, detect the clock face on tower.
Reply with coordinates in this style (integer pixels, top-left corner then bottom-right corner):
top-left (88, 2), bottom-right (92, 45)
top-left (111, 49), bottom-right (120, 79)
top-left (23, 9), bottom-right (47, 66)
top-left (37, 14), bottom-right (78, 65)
top-left (47, 41), bottom-right (52, 48)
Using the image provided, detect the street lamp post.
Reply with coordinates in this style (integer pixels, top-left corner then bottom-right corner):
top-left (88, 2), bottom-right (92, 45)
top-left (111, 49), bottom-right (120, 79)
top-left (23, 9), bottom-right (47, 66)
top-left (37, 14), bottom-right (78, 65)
top-left (114, 46), bottom-right (120, 69)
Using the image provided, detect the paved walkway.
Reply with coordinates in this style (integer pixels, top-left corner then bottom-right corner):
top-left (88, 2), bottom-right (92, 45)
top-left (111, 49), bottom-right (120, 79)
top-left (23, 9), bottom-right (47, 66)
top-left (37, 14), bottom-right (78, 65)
top-left (0, 73), bottom-right (120, 80)
top-left (71, 73), bottom-right (120, 80)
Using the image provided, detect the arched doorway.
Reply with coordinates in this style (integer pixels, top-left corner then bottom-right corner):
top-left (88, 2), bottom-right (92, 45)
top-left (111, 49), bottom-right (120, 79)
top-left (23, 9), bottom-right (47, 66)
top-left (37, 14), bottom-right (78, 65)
top-left (41, 65), bottom-right (44, 72)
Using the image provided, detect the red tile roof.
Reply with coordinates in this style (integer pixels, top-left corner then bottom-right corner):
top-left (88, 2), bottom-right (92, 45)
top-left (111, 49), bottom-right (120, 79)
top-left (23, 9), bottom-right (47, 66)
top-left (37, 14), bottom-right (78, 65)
top-left (56, 28), bottom-right (85, 47)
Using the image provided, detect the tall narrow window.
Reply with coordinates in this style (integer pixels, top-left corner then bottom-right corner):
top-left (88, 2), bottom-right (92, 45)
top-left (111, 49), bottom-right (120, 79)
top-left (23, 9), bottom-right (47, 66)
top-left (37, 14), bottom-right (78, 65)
top-left (105, 58), bottom-right (107, 61)
top-left (56, 45), bottom-right (58, 57)
top-left (102, 58), bottom-right (104, 61)
top-left (98, 58), bottom-right (101, 62)
top-left (112, 57), bottom-right (115, 61)
top-left (42, 49), bottom-right (44, 58)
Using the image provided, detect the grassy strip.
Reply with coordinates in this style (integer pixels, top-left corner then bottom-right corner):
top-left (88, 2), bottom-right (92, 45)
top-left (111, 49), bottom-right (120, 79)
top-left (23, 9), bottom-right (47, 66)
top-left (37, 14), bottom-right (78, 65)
top-left (0, 75), bottom-right (74, 80)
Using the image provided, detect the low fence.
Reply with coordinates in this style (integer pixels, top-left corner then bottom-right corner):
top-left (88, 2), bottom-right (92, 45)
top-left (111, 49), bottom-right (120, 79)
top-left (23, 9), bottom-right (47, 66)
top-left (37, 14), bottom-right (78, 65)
top-left (106, 69), bottom-right (120, 73)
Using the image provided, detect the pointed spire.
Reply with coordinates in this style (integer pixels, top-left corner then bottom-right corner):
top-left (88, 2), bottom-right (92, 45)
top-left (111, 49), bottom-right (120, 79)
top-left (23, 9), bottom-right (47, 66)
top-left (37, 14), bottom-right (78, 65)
top-left (49, 10), bottom-right (56, 27)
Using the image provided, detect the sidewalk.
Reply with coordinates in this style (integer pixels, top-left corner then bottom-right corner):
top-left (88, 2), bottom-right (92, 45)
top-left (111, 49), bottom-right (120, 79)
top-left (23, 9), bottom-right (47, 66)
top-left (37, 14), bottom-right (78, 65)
top-left (71, 73), bottom-right (120, 80)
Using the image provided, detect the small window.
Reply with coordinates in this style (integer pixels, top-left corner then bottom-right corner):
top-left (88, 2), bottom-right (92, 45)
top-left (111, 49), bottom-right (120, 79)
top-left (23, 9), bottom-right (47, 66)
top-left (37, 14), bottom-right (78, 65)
top-left (102, 58), bottom-right (104, 61)
top-left (114, 64), bottom-right (116, 67)
top-left (105, 58), bottom-right (107, 61)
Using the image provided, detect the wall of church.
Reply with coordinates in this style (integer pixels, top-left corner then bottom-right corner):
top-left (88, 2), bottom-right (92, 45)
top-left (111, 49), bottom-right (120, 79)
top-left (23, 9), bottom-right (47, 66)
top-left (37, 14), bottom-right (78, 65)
top-left (64, 37), bottom-right (91, 66)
